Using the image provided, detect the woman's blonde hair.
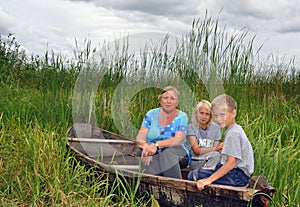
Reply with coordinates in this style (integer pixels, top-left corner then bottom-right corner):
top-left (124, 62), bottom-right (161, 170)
top-left (158, 86), bottom-right (180, 101)
top-left (191, 100), bottom-right (212, 126)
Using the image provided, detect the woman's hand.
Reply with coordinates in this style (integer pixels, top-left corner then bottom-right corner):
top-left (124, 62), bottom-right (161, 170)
top-left (141, 156), bottom-right (153, 166)
top-left (142, 143), bottom-right (157, 157)
top-left (141, 143), bottom-right (157, 166)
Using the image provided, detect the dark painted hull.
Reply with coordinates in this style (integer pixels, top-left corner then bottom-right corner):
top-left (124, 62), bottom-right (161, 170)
top-left (67, 123), bottom-right (276, 207)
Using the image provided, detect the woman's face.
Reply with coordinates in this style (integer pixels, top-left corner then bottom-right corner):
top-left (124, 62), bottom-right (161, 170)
top-left (160, 90), bottom-right (178, 113)
top-left (197, 107), bottom-right (211, 127)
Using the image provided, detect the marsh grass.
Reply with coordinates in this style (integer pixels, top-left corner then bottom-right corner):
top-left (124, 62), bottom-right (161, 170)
top-left (0, 15), bottom-right (299, 206)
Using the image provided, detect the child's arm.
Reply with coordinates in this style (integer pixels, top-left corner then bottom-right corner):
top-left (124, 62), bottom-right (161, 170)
top-left (197, 155), bottom-right (236, 190)
top-left (189, 136), bottom-right (219, 155)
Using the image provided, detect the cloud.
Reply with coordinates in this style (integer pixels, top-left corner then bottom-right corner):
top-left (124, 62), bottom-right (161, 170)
top-left (0, 0), bottom-right (299, 63)
top-left (73, 0), bottom-right (200, 18)
top-left (198, 0), bottom-right (300, 34)
top-left (0, 0), bottom-right (141, 56)
top-left (0, 7), bottom-right (17, 35)
top-left (275, 17), bottom-right (300, 33)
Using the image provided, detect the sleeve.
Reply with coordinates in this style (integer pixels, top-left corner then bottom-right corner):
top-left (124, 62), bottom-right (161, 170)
top-left (212, 124), bottom-right (222, 141)
top-left (187, 124), bottom-right (196, 136)
top-left (177, 112), bottom-right (188, 133)
top-left (141, 111), bottom-right (152, 129)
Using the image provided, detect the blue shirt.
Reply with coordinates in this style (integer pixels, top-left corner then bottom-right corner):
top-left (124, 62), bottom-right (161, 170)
top-left (141, 108), bottom-right (189, 154)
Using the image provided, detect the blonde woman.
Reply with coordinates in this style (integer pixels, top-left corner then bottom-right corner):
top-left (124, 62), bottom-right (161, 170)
top-left (188, 100), bottom-right (223, 170)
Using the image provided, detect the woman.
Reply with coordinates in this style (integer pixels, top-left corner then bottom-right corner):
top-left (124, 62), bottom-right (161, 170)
top-left (135, 86), bottom-right (189, 179)
top-left (188, 100), bottom-right (223, 170)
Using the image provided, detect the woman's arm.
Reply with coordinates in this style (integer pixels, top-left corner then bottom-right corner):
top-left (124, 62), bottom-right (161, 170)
top-left (136, 126), bottom-right (157, 157)
top-left (155, 131), bottom-right (186, 149)
top-left (135, 126), bottom-right (149, 148)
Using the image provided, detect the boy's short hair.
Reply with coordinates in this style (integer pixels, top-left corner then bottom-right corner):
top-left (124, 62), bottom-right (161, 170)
top-left (211, 94), bottom-right (237, 112)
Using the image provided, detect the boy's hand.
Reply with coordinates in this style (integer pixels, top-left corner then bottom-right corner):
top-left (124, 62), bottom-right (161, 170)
top-left (197, 178), bottom-right (212, 191)
top-left (216, 142), bottom-right (223, 152)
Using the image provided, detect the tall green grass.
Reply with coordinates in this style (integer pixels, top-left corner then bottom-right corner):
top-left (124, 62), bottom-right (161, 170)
top-left (0, 15), bottom-right (299, 206)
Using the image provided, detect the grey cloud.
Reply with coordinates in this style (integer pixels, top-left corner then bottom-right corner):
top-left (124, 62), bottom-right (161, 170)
top-left (279, 27), bottom-right (300, 33)
top-left (218, 0), bottom-right (293, 20)
top-left (0, 8), bottom-right (14, 35)
top-left (203, 0), bottom-right (300, 34)
top-left (69, 0), bottom-right (200, 17)
top-left (224, 2), bottom-right (271, 19)
top-left (276, 22), bottom-right (300, 34)
top-left (1, 0), bottom-right (299, 62)
top-left (0, 23), bottom-right (10, 35)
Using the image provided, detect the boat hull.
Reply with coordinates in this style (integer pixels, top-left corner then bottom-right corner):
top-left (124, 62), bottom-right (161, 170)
top-left (67, 124), bottom-right (276, 207)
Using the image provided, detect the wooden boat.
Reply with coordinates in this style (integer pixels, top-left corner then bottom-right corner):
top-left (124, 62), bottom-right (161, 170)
top-left (67, 123), bottom-right (276, 207)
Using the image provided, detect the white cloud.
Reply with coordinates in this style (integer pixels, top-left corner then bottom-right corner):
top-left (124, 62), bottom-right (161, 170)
top-left (1, 0), bottom-right (137, 56)
top-left (0, 7), bottom-right (15, 34)
top-left (0, 0), bottom-right (299, 63)
top-left (87, 0), bottom-right (199, 17)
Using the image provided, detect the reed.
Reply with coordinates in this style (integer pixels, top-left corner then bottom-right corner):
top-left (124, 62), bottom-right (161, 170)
top-left (0, 14), bottom-right (299, 206)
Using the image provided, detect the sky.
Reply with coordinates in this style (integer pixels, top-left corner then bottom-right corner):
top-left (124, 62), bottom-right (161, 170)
top-left (0, 0), bottom-right (300, 65)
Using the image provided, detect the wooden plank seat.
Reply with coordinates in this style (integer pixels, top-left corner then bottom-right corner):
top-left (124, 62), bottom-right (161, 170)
top-left (68, 137), bottom-right (135, 144)
top-left (107, 164), bottom-right (140, 171)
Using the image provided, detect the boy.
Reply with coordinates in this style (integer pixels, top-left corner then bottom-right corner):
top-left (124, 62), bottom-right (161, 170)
top-left (188, 94), bottom-right (254, 191)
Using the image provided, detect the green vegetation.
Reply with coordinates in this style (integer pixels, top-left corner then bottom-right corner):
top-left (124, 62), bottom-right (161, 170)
top-left (0, 15), bottom-right (299, 207)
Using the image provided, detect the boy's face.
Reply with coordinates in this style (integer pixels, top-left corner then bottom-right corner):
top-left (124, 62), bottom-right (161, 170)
top-left (212, 106), bottom-right (236, 129)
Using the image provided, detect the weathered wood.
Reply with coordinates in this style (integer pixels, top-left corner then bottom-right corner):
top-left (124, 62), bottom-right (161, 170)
top-left (106, 164), bottom-right (140, 170)
top-left (249, 176), bottom-right (276, 195)
top-left (68, 137), bottom-right (135, 144)
top-left (67, 124), bottom-right (276, 207)
top-left (73, 123), bottom-right (92, 137)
